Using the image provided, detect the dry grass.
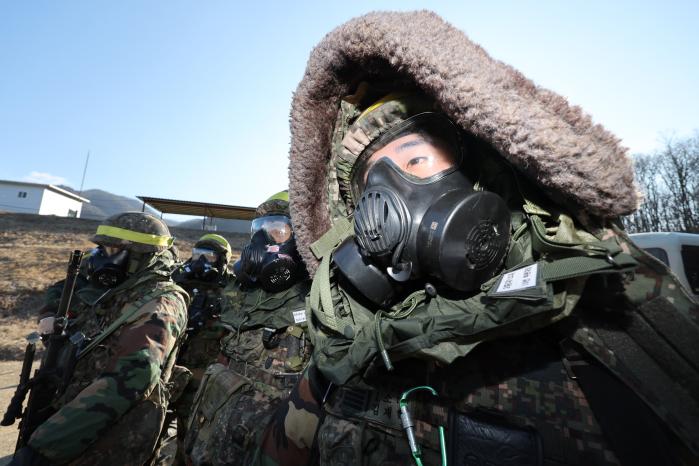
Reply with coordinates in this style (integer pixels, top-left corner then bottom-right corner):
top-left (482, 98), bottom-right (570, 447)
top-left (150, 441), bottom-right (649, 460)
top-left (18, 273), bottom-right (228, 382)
top-left (0, 213), bottom-right (244, 360)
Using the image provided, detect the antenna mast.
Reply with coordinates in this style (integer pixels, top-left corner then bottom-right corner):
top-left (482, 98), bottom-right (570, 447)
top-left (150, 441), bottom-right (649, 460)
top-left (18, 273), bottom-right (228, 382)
top-left (79, 151), bottom-right (90, 195)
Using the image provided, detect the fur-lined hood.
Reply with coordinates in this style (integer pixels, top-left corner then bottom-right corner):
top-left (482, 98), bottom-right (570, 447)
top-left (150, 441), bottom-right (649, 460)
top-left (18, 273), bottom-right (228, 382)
top-left (289, 10), bottom-right (639, 275)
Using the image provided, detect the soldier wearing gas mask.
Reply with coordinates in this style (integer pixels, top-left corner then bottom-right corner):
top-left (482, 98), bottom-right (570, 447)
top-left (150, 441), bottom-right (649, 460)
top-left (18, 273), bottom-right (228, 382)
top-left (14, 212), bottom-right (189, 466)
top-left (184, 191), bottom-right (312, 466)
top-left (159, 234), bottom-right (233, 465)
top-left (264, 11), bottom-right (699, 466)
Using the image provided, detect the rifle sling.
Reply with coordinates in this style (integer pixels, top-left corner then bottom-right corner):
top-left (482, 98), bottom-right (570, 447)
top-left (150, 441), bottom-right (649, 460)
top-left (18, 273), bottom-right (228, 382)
top-left (78, 283), bottom-right (182, 360)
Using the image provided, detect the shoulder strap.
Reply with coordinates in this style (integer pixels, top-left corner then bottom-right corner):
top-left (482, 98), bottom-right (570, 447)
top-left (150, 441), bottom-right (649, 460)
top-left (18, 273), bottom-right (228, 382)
top-left (308, 218), bottom-right (356, 335)
top-left (309, 217), bottom-right (353, 260)
top-left (539, 254), bottom-right (637, 282)
top-left (561, 338), bottom-right (691, 465)
top-left (78, 282), bottom-right (185, 360)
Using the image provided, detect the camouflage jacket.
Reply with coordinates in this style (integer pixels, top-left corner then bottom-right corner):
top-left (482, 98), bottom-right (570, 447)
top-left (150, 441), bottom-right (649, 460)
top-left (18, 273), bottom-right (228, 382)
top-left (218, 278), bottom-right (312, 392)
top-left (28, 252), bottom-right (188, 465)
top-left (173, 272), bottom-right (230, 379)
top-left (304, 222), bottom-right (699, 466)
top-left (183, 278), bottom-right (311, 466)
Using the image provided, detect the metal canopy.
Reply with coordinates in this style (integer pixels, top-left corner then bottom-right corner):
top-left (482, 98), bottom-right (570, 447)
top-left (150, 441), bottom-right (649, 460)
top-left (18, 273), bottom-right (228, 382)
top-left (137, 196), bottom-right (256, 220)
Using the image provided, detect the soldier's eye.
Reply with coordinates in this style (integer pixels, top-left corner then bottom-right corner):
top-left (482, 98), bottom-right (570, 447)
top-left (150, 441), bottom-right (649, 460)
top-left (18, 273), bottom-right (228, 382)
top-left (407, 156), bottom-right (428, 167)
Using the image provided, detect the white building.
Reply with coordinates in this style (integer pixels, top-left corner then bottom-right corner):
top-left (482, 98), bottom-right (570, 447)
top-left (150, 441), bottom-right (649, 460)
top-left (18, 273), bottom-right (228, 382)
top-left (0, 180), bottom-right (89, 218)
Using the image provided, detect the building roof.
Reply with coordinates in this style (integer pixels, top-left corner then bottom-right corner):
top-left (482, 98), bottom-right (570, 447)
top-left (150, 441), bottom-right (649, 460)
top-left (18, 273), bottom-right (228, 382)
top-left (0, 179), bottom-right (90, 203)
top-left (137, 196), bottom-right (256, 220)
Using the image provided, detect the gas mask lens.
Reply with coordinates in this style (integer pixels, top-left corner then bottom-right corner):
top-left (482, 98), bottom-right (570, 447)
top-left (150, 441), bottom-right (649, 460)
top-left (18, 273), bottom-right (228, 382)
top-left (350, 113), bottom-right (462, 203)
top-left (250, 215), bottom-right (293, 245)
top-left (191, 247), bottom-right (218, 264)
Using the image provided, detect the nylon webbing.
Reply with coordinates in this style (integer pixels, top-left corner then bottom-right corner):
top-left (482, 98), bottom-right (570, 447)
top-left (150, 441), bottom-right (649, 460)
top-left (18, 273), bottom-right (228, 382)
top-left (309, 218), bottom-right (356, 333)
top-left (78, 283), bottom-right (183, 359)
top-left (530, 215), bottom-right (621, 258)
top-left (310, 217), bottom-right (353, 260)
top-left (540, 254), bottom-right (637, 282)
top-left (310, 254), bottom-right (354, 333)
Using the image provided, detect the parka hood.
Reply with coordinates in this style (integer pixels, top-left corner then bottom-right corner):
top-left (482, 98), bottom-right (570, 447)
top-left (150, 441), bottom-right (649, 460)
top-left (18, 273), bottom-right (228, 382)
top-left (289, 10), bottom-right (639, 275)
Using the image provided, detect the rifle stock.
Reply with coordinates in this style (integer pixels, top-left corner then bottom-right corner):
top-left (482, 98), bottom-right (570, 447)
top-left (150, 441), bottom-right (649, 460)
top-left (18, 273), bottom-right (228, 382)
top-left (2, 249), bottom-right (83, 451)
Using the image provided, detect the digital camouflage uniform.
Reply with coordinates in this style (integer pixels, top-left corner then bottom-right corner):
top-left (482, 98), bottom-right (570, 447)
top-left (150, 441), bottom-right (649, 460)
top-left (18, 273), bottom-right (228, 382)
top-left (185, 194), bottom-right (313, 466)
top-left (24, 213), bottom-right (189, 465)
top-left (279, 11), bottom-right (699, 466)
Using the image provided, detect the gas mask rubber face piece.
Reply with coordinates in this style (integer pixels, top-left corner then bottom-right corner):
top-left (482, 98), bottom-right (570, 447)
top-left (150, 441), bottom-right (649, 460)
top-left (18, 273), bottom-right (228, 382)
top-left (185, 247), bottom-right (221, 282)
top-left (234, 215), bottom-right (302, 293)
top-left (334, 113), bottom-right (511, 307)
top-left (87, 246), bottom-right (129, 288)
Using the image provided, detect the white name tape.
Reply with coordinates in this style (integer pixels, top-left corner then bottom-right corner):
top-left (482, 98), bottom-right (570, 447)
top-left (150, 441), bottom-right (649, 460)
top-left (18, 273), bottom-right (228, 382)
top-left (292, 309), bottom-right (307, 324)
top-left (496, 263), bottom-right (539, 293)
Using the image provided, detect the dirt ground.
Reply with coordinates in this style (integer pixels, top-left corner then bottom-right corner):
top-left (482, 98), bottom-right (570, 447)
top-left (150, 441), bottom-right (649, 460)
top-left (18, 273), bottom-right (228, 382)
top-left (0, 213), bottom-right (244, 360)
top-left (0, 213), bottom-right (245, 459)
top-left (0, 360), bottom-right (23, 463)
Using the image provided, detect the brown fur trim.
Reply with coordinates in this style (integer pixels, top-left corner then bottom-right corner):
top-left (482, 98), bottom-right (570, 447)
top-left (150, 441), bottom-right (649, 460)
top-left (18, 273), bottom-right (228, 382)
top-left (289, 10), bottom-right (639, 275)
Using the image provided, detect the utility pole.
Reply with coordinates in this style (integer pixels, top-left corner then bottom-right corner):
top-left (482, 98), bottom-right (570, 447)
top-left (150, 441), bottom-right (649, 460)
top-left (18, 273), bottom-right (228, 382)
top-left (79, 151), bottom-right (90, 195)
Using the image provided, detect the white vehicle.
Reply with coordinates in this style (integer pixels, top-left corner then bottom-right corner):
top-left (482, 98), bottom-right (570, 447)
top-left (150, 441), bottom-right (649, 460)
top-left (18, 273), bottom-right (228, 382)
top-left (629, 232), bottom-right (699, 298)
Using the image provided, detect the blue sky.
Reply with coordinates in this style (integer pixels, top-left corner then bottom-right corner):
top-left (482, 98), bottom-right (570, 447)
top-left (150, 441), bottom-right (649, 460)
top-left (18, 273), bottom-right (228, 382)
top-left (2, 1), bottom-right (698, 215)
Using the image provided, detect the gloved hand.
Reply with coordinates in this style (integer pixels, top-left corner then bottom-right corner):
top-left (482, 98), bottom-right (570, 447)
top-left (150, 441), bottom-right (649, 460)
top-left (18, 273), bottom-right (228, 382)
top-left (37, 317), bottom-right (55, 335)
top-left (9, 446), bottom-right (53, 466)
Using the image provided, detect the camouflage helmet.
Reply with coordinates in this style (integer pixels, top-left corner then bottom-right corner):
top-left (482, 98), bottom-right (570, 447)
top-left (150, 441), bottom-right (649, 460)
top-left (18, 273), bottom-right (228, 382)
top-left (194, 233), bottom-right (232, 263)
top-left (91, 211), bottom-right (174, 253)
top-left (255, 190), bottom-right (290, 218)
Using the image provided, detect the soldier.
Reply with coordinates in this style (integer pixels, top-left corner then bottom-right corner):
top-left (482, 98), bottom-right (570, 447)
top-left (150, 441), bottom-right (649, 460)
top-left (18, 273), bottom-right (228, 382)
top-left (159, 234), bottom-right (234, 465)
top-left (268, 11), bottom-right (699, 466)
top-left (184, 191), bottom-right (312, 466)
top-left (11, 212), bottom-right (189, 466)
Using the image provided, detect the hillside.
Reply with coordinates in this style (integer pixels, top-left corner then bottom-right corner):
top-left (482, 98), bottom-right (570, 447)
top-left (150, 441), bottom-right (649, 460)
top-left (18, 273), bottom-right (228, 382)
top-left (59, 186), bottom-right (253, 232)
top-left (0, 213), bottom-right (246, 360)
top-left (58, 186), bottom-right (161, 221)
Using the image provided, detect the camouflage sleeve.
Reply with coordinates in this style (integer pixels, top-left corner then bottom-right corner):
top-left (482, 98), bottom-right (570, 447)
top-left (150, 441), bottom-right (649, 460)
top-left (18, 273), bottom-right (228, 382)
top-left (28, 292), bottom-right (188, 464)
top-left (255, 363), bottom-right (325, 466)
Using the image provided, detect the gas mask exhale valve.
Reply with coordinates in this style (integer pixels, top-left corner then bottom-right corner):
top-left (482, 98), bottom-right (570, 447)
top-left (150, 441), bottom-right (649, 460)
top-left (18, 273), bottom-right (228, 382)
top-left (234, 229), bottom-right (302, 293)
top-left (334, 157), bottom-right (510, 306)
top-left (87, 247), bottom-right (129, 288)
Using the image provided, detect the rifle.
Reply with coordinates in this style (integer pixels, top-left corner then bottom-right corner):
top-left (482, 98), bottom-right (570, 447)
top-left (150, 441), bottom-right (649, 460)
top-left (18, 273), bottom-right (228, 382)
top-left (1, 249), bottom-right (83, 451)
top-left (186, 289), bottom-right (221, 334)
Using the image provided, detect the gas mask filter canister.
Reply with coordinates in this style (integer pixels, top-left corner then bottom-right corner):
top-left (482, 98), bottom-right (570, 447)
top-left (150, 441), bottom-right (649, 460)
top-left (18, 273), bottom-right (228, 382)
top-left (235, 229), bottom-right (301, 293)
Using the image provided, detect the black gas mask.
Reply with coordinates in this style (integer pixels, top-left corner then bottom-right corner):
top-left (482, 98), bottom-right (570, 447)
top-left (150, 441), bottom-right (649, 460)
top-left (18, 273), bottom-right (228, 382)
top-left (184, 256), bottom-right (220, 282)
top-left (87, 246), bottom-right (129, 288)
top-left (183, 247), bottom-right (221, 282)
top-left (333, 114), bottom-right (510, 307)
top-left (234, 220), bottom-right (302, 293)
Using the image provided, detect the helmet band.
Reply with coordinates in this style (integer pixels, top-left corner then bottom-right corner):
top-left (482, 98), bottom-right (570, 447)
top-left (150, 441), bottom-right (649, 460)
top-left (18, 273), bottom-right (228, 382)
top-left (95, 225), bottom-right (174, 247)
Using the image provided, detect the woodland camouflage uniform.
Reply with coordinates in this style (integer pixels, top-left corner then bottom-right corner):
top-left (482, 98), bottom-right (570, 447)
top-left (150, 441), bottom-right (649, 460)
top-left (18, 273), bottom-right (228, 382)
top-left (184, 193), bottom-right (313, 466)
top-left (275, 11), bottom-right (699, 466)
top-left (22, 212), bottom-right (189, 466)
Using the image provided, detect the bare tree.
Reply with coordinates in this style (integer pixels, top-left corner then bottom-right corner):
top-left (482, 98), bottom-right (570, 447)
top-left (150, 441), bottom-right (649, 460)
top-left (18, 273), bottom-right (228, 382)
top-left (623, 132), bottom-right (699, 233)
